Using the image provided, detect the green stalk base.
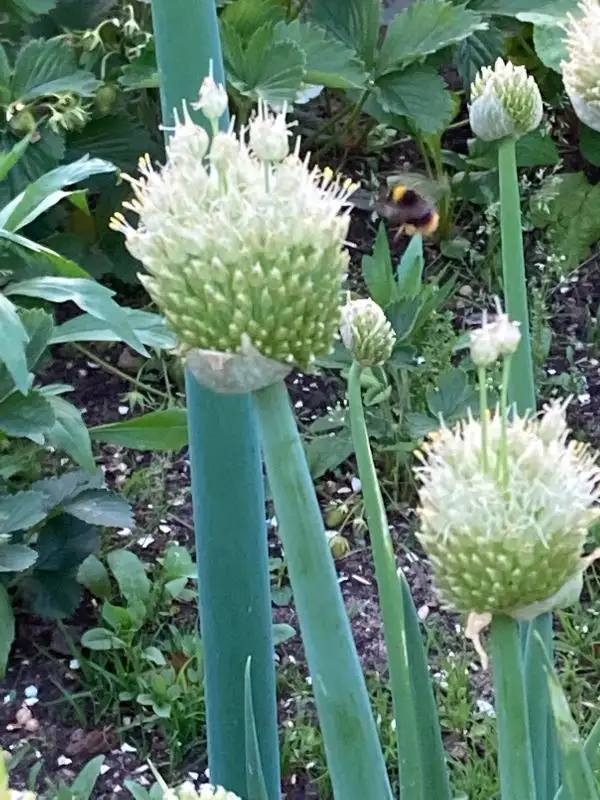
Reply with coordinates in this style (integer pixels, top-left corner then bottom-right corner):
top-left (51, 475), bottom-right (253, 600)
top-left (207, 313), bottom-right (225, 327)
top-left (491, 614), bottom-right (536, 800)
top-left (253, 381), bottom-right (393, 800)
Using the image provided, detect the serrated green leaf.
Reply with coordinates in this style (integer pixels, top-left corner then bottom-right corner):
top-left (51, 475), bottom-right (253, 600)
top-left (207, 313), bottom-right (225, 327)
top-left (48, 0), bottom-right (117, 29)
top-left (35, 513), bottom-right (100, 573)
top-left (224, 23), bottom-right (306, 105)
top-left (0, 490), bottom-right (47, 535)
top-left (305, 432), bottom-right (354, 478)
top-left (89, 409), bottom-right (189, 451)
top-left (0, 293), bottom-right (30, 394)
top-left (43, 394), bottom-right (95, 471)
top-left (0, 389), bottom-right (54, 442)
top-left (310, 0), bottom-right (381, 68)
top-left (118, 45), bottom-right (159, 91)
top-left (11, 38), bottom-right (101, 102)
top-left (272, 20), bottom-right (367, 89)
top-left (386, 296), bottom-right (424, 340)
top-left (63, 489), bottom-right (133, 528)
top-left (31, 469), bottom-right (104, 509)
top-left (529, 172), bottom-right (600, 269)
top-left (534, 23), bottom-right (568, 72)
top-left (377, 0), bottom-right (487, 74)
top-left (67, 114), bottom-right (159, 171)
top-left (50, 309), bottom-right (176, 350)
top-left (375, 66), bottom-right (455, 134)
top-left (361, 222), bottom-right (396, 307)
top-left (78, 554), bottom-right (112, 599)
top-left (0, 543), bottom-right (38, 572)
top-left (25, 571), bottom-right (83, 617)
top-left (427, 368), bottom-right (469, 417)
top-left (221, 0), bottom-right (286, 39)
top-left (0, 584), bottom-right (14, 678)
top-left (455, 26), bottom-right (506, 91)
top-left (471, 0), bottom-right (576, 22)
top-left (107, 549), bottom-right (150, 604)
top-left (4, 277), bottom-right (148, 356)
top-left (0, 155), bottom-right (115, 232)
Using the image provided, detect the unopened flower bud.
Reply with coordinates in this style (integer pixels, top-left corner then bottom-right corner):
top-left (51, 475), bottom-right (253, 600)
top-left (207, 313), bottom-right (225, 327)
top-left (492, 314), bottom-right (521, 355)
top-left (538, 398), bottom-right (570, 445)
top-left (249, 101), bottom-right (292, 162)
top-left (470, 323), bottom-right (498, 367)
top-left (340, 299), bottom-right (396, 366)
top-left (470, 58), bottom-right (543, 141)
top-left (191, 68), bottom-right (228, 121)
top-left (562, 0), bottom-right (600, 132)
top-left (329, 534), bottom-right (350, 559)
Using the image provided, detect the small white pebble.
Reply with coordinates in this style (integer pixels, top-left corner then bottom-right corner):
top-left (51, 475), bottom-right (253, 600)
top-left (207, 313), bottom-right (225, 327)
top-left (136, 535), bottom-right (155, 549)
top-left (118, 405), bottom-right (129, 415)
top-left (24, 697), bottom-right (39, 707)
top-left (57, 756), bottom-right (72, 766)
top-left (100, 764), bottom-right (111, 775)
top-left (24, 686), bottom-right (38, 699)
top-left (188, 772), bottom-right (199, 781)
top-left (120, 742), bottom-right (137, 753)
top-left (350, 476), bottom-right (361, 493)
top-left (69, 659), bottom-right (80, 670)
top-left (117, 527), bottom-right (132, 537)
top-left (417, 605), bottom-right (430, 621)
top-left (476, 698), bottom-right (496, 718)
top-left (158, 524), bottom-right (172, 533)
top-left (578, 393), bottom-right (591, 405)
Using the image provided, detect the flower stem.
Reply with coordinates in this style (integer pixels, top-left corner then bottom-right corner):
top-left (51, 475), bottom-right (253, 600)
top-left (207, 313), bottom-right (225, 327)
top-left (491, 614), bottom-right (537, 800)
top-left (497, 136), bottom-right (536, 415)
top-left (253, 380), bottom-right (394, 800)
top-left (72, 343), bottom-right (170, 401)
top-left (477, 365), bottom-right (489, 472)
top-left (499, 355), bottom-right (511, 488)
top-left (348, 362), bottom-right (451, 800)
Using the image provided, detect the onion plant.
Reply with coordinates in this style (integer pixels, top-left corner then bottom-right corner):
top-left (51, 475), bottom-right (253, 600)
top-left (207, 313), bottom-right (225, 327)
top-left (112, 54), bottom-right (600, 800)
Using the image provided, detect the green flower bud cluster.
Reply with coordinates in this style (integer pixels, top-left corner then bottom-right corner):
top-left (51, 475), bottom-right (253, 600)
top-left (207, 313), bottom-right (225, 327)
top-left (111, 94), bottom-right (356, 392)
top-left (562, 0), bottom-right (600, 132)
top-left (469, 58), bottom-right (543, 141)
top-left (340, 298), bottom-right (396, 366)
top-left (415, 401), bottom-right (600, 616)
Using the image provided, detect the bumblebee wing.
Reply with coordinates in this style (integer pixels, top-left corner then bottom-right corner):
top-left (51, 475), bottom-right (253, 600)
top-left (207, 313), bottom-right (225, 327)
top-left (385, 172), bottom-right (448, 203)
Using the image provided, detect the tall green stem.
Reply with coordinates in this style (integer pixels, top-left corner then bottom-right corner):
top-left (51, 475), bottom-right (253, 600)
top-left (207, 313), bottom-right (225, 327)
top-left (497, 137), bottom-right (535, 414)
top-left (491, 614), bottom-right (536, 800)
top-left (348, 362), bottom-right (451, 800)
top-left (253, 381), bottom-right (394, 800)
top-left (498, 135), bottom-right (556, 798)
top-left (151, 2), bottom-right (280, 796)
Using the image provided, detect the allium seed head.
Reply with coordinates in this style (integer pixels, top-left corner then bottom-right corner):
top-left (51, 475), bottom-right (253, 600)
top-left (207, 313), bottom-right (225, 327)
top-left (562, 0), bottom-right (600, 131)
top-left (340, 298), bottom-right (396, 366)
top-left (470, 58), bottom-right (543, 141)
top-left (111, 95), bottom-right (356, 392)
top-left (415, 402), bottom-right (600, 616)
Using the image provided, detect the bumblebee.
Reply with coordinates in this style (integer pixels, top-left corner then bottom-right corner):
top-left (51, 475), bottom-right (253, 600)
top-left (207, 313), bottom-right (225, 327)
top-left (377, 184), bottom-right (440, 239)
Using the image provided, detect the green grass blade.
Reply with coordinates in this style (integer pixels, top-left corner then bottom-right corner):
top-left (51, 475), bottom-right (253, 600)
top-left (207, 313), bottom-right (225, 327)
top-left (491, 614), bottom-right (536, 800)
top-left (533, 634), bottom-right (600, 800)
top-left (244, 658), bottom-right (270, 800)
top-left (253, 381), bottom-right (394, 800)
top-left (348, 362), bottom-right (451, 800)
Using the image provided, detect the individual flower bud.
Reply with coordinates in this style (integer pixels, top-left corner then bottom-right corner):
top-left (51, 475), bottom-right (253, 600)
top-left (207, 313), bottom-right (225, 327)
top-left (562, 0), bottom-right (600, 132)
top-left (538, 397), bottom-right (570, 445)
top-left (191, 65), bottom-right (228, 121)
top-left (329, 534), bottom-right (351, 559)
top-left (340, 299), bottom-right (396, 366)
top-left (249, 100), bottom-right (292, 162)
top-left (469, 322), bottom-right (499, 367)
top-left (414, 404), bottom-right (600, 618)
top-left (491, 313), bottom-right (521, 355)
top-left (111, 97), bottom-right (354, 392)
top-left (469, 58), bottom-right (543, 141)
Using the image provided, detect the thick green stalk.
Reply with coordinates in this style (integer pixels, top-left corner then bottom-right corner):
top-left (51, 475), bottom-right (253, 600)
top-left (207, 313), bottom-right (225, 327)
top-left (348, 362), bottom-right (451, 800)
top-left (497, 136), bottom-right (535, 415)
top-left (253, 381), bottom-right (393, 800)
top-left (498, 136), bottom-right (557, 798)
top-left (491, 614), bottom-right (536, 800)
top-left (151, 3), bottom-right (280, 796)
